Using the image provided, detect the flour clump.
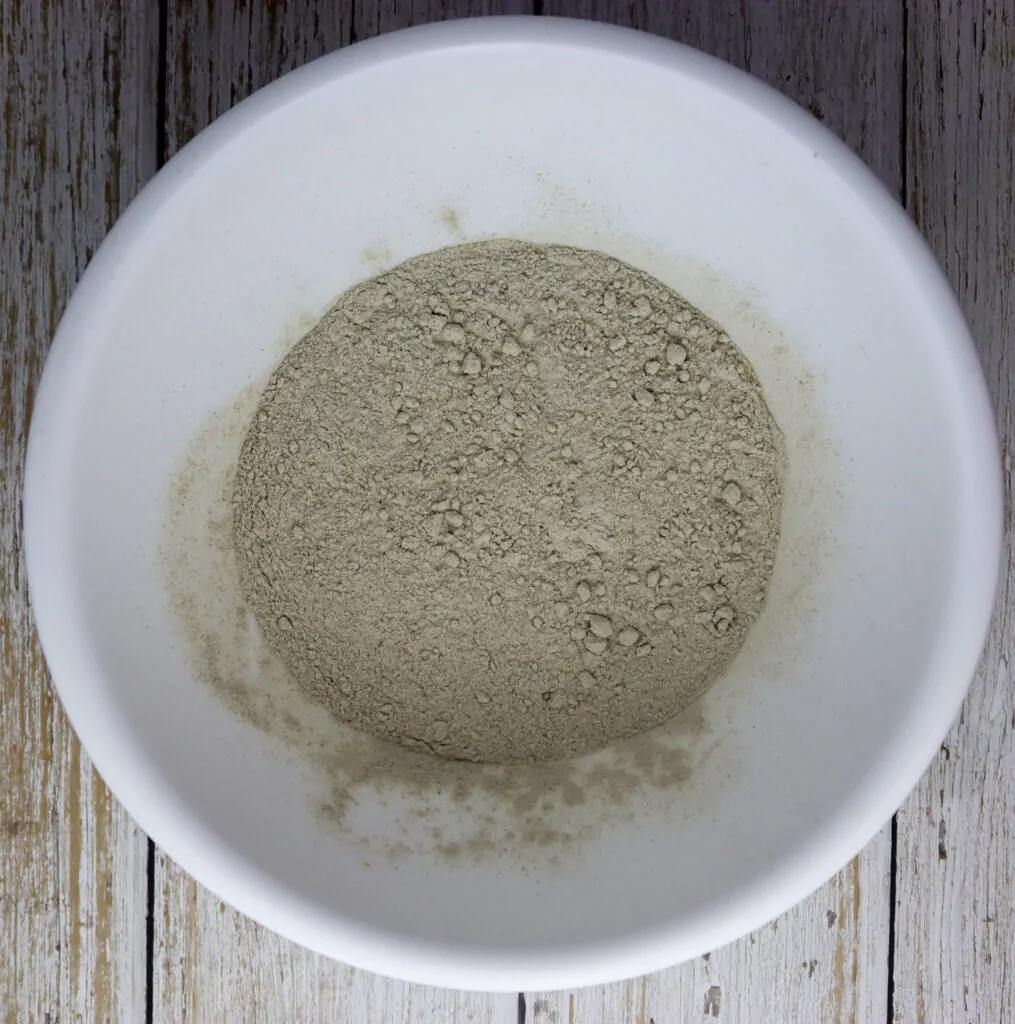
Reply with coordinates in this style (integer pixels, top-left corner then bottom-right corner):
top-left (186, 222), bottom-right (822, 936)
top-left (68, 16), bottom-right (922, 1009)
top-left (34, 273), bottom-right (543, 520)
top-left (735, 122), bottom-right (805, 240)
top-left (233, 240), bottom-right (783, 763)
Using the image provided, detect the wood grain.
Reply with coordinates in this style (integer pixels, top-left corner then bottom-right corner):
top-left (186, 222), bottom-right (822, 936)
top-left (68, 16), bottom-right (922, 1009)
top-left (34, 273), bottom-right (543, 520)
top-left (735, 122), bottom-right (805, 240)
top-left (156, 4), bottom-right (527, 1019)
top-left (4, 1), bottom-right (1001, 1018)
top-left (354, 0), bottom-right (533, 38)
top-left (165, 1), bottom-right (351, 155)
top-left (528, 3), bottom-right (902, 1019)
top-left (0, 1), bottom-right (157, 1020)
top-left (893, 2), bottom-right (1015, 1021)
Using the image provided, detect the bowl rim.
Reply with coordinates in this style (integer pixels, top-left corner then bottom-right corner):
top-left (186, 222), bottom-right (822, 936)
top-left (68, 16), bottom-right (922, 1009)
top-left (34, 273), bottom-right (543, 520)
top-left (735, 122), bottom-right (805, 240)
top-left (24, 15), bottom-right (1003, 991)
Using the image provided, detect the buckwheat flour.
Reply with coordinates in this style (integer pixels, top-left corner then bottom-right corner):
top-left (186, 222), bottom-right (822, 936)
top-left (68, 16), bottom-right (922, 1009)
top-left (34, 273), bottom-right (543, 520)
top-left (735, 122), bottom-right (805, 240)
top-left (233, 240), bottom-right (783, 763)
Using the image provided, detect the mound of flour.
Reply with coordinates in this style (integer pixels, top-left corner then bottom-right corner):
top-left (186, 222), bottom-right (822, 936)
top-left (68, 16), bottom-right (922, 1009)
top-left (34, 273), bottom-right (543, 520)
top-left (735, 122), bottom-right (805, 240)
top-left (233, 240), bottom-right (783, 763)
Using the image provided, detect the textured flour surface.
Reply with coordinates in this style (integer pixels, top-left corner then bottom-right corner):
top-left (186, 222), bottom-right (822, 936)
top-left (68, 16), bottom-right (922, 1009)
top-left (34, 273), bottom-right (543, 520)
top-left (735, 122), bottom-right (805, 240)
top-left (233, 241), bottom-right (783, 763)
top-left (163, 381), bottom-right (707, 858)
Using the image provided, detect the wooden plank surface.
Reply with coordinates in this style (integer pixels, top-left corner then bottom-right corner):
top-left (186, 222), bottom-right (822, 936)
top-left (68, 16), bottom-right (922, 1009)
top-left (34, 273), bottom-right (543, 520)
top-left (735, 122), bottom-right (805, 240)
top-left (154, 4), bottom-right (528, 1020)
top-left (4, 1), bottom-right (1012, 1020)
top-left (527, 3), bottom-right (902, 1020)
top-left (893, 3), bottom-right (1015, 1022)
top-left (0, 2), bottom-right (157, 1021)
top-left (354, 0), bottom-right (533, 38)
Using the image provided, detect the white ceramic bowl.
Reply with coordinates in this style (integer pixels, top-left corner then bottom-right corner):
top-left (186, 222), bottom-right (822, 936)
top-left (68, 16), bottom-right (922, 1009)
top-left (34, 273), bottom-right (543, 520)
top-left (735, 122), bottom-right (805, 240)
top-left (25, 18), bottom-right (1000, 990)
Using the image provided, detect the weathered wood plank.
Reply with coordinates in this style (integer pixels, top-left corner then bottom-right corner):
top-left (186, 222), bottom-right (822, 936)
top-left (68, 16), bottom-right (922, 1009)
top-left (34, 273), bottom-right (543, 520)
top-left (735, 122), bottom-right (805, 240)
top-left (0, 1), bottom-right (157, 1020)
top-left (157, 5), bottom-right (526, 1019)
top-left (354, 0), bottom-right (533, 38)
top-left (893, 3), bottom-right (1015, 1021)
top-left (165, 1), bottom-right (351, 155)
top-left (529, 828), bottom-right (891, 1024)
top-left (528, 2), bottom-right (901, 1020)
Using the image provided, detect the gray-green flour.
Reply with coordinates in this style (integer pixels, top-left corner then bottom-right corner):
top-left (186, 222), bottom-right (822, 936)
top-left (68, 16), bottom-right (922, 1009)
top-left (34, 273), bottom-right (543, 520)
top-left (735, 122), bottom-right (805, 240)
top-left (233, 240), bottom-right (783, 763)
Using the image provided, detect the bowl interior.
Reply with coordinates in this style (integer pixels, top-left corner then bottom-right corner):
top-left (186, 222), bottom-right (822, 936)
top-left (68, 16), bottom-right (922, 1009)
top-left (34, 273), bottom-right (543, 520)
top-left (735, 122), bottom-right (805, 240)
top-left (26, 21), bottom-right (998, 990)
